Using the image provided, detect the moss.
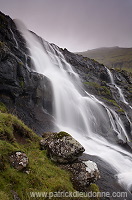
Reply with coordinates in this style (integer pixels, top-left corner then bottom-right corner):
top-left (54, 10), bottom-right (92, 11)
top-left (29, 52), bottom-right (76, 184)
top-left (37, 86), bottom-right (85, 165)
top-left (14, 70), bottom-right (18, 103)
top-left (102, 97), bottom-right (120, 108)
top-left (84, 82), bottom-right (99, 88)
top-left (54, 131), bottom-right (70, 139)
top-left (87, 184), bottom-right (100, 200)
top-left (19, 80), bottom-right (24, 88)
top-left (19, 76), bottom-right (25, 88)
top-left (117, 108), bottom-right (124, 113)
top-left (84, 82), bottom-right (112, 98)
top-left (0, 102), bottom-right (7, 113)
top-left (0, 41), bottom-right (5, 47)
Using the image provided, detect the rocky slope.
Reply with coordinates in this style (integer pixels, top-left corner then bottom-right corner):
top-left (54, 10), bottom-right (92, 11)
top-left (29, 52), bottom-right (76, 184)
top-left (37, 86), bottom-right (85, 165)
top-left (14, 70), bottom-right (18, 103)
top-left (61, 48), bottom-right (132, 141)
top-left (0, 103), bottom-right (100, 200)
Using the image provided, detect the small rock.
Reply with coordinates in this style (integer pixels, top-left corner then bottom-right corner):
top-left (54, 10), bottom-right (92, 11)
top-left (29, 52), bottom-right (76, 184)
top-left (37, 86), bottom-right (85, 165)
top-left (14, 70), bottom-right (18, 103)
top-left (11, 190), bottom-right (21, 200)
top-left (9, 152), bottom-right (28, 171)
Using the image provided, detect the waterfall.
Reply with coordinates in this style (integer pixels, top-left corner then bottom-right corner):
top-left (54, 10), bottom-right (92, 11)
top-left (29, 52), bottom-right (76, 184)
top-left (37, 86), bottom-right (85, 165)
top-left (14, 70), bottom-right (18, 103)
top-left (106, 68), bottom-right (132, 136)
top-left (106, 68), bottom-right (131, 107)
top-left (15, 21), bottom-right (132, 193)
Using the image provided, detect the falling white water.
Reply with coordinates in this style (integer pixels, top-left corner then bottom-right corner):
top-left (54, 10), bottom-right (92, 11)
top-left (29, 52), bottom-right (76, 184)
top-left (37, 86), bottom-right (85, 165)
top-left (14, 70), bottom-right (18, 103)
top-left (106, 68), bottom-right (132, 136)
top-left (15, 21), bottom-right (132, 192)
top-left (106, 68), bottom-right (131, 106)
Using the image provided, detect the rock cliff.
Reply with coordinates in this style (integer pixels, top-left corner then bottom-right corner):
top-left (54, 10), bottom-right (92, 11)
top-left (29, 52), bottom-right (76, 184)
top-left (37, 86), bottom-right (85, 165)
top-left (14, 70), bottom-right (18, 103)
top-left (0, 11), bottom-right (55, 134)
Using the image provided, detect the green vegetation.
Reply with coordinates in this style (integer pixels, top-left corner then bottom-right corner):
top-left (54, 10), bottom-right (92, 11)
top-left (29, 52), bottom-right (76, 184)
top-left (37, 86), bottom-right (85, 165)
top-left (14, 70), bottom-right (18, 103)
top-left (0, 41), bottom-right (4, 47)
top-left (19, 80), bottom-right (24, 88)
top-left (117, 108), bottom-right (124, 113)
top-left (0, 102), bottom-right (99, 200)
top-left (78, 47), bottom-right (132, 73)
top-left (102, 98), bottom-right (120, 108)
top-left (54, 131), bottom-right (70, 139)
top-left (0, 102), bottom-right (7, 113)
top-left (84, 81), bottom-right (112, 98)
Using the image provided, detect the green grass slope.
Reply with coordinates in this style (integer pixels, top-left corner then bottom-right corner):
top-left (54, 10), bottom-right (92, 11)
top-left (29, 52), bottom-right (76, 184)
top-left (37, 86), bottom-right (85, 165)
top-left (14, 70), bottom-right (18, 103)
top-left (0, 102), bottom-right (99, 200)
top-left (78, 47), bottom-right (132, 72)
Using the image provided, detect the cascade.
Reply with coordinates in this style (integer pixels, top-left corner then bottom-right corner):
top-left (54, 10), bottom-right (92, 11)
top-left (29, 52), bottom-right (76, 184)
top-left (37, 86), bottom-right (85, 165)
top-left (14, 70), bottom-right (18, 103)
top-left (106, 68), bottom-right (132, 135)
top-left (16, 21), bottom-right (132, 193)
top-left (106, 68), bottom-right (132, 108)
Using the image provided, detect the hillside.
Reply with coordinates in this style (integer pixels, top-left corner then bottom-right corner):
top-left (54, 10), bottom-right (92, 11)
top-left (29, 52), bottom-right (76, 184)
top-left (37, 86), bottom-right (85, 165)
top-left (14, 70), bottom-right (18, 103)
top-left (0, 10), bottom-right (132, 199)
top-left (78, 47), bottom-right (132, 72)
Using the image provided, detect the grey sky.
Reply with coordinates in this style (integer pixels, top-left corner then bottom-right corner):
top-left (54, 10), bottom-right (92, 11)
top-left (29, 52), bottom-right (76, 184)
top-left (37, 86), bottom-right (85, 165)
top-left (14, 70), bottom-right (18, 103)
top-left (0, 0), bottom-right (132, 51)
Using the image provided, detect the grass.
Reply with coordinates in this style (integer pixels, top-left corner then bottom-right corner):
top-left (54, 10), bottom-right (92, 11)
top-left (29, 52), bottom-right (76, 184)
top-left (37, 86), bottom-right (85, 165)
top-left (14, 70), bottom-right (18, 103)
top-left (102, 97), bottom-right (120, 108)
top-left (78, 47), bottom-right (132, 73)
top-left (0, 102), bottom-right (100, 200)
top-left (84, 81), bottom-right (112, 98)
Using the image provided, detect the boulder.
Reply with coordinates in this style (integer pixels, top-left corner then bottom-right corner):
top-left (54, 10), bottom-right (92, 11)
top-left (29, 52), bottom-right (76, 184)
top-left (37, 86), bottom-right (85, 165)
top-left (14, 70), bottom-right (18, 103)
top-left (62, 160), bottom-right (100, 191)
top-left (9, 151), bottom-right (28, 170)
top-left (40, 131), bottom-right (85, 163)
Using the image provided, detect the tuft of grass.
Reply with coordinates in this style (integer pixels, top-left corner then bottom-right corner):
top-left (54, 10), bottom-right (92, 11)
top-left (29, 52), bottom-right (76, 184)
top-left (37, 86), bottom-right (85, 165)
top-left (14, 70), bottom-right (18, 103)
top-left (117, 108), bottom-right (124, 113)
top-left (102, 97), bottom-right (120, 108)
top-left (0, 191), bottom-right (9, 200)
top-left (0, 112), bottom-right (39, 143)
top-left (84, 82), bottom-right (112, 98)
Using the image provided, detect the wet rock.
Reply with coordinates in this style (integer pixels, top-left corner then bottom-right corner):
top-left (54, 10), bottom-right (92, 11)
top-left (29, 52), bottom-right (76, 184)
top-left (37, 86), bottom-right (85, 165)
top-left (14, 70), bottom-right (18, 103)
top-left (9, 152), bottom-right (28, 170)
top-left (40, 132), bottom-right (85, 163)
top-left (0, 11), bottom-right (55, 134)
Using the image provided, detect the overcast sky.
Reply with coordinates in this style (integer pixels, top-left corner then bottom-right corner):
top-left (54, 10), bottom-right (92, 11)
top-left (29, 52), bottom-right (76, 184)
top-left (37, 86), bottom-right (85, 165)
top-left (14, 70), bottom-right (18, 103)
top-left (0, 0), bottom-right (132, 52)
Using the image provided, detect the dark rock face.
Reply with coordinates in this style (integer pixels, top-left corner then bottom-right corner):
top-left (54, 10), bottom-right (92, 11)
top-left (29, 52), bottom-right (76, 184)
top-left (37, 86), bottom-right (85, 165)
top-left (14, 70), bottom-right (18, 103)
top-left (40, 132), bottom-right (85, 163)
top-left (0, 11), bottom-right (55, 134)
top-left (0, 10), bottom-right (131, 138)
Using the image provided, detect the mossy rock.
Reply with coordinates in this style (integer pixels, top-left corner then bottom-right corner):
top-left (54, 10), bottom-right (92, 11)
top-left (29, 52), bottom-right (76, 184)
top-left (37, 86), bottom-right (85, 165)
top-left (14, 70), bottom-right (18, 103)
top-left (53, 131), bottom-right (70, 139)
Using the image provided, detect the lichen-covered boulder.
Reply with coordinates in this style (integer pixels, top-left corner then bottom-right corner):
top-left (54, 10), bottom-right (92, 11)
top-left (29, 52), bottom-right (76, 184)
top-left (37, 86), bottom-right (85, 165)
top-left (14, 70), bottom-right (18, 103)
top-left (62, 160), bottom-right (100, 191)
top-left (40, 131), bottom-right (85, 163)
top-left (9, 152), bottom-right (28, 170)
